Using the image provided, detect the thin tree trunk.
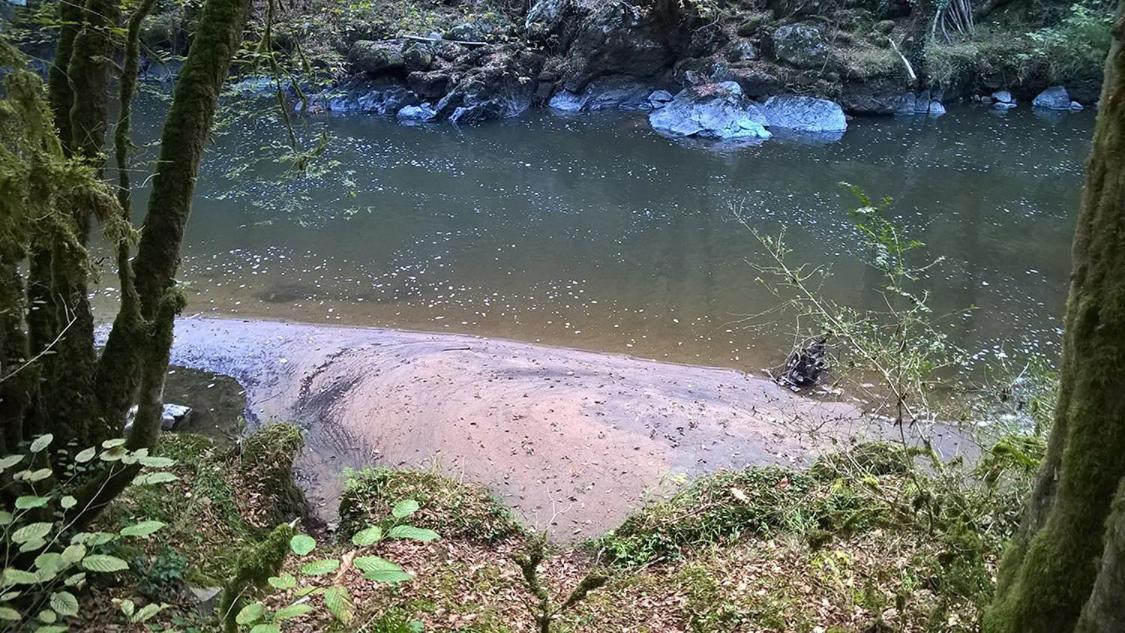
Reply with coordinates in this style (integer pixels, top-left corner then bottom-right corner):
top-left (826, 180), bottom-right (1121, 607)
top-left (983, 4), bottom-right (1125, 632)
top-left (1075, 481), bottom-right (1125, 632)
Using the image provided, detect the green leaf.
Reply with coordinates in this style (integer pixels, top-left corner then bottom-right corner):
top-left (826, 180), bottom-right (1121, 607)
top-left (120, 521), bottom-right (165, 537)
top-left (235, 602), bottom-right (265, 625)
top-left (118, 598), bottom-right (135, 617)
top-left (131, 603), bottom-right (164, 623)
top-left (351, 526), bottom-right (383, 547)
top-left (99, 447), bottom-right (126, 462)
top-left (131, 472), bottom-right (178, 486)
top-left (101, 438), bottom-right (126, 449)
top-left (18, 539), bottom-right (47, 554)
top-left (273, 602), bottom-right (314, 621)
top-left (0, 455), bottom-right (23, 470)
top-left (267, 574), bottom-right (297, 590)
top-left (289, 534), bottom-right (316, 556)
top-left (249, 625), bottom-right (281, 633)
top-left (82, 555), bottom-right (129, 573)
top-left (391, 499), bottom-right (420, 519)
top-left (1, 591), bottom-right (20, 600)
top-left (49, 592), bottom-right (78, 617)
top-left (137, 456), bottom-right (175, 468)
top-left (0, 607), bottom-right (19, 621)
top-left (387, 525), bottom-right (439, 542)
top-left (323, 585), bottom-right (354, 624)
top-left (59, 496), bottom-right (77, 510)
top-left (15, 496), bottom-right (49, 510)
top-left (33, 625), bottom-right (66, 633)
top-left (73, 448), bottom-right (96, 463)
top-left (71, 532), bottom-right (114, 547)
top-left (0, 511), bottom-right (13, 526)
top-left (12, 523), bottom-right (52, 544)
top-left (33, 553), bottom-right (63, 576)
top-left (36, 610), bottom-right (56, 624)
top-left (354, 557), bottom-right (412, 584)
top-left (299, 559), bottom-right (339, 576)
top-left (29, 434), bottom-right (53, 452)
top-left (63, 573), bottom-right (85, 587)
top-left (2, 569), bottom-right (40, 586)
top-left (24, 469), bottom-right (52, 482)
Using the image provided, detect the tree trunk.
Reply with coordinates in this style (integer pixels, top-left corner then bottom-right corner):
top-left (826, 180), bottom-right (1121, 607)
top-left (983, 4), bottom-right (1125, 632)
top-left (1075, 482), bottom-right (1125, 632)
top-left (76, 0), bottom-right (251, 526)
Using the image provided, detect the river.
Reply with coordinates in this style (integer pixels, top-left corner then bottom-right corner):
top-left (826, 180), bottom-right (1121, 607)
top-left (103, 99), bottom-right (1094, 373)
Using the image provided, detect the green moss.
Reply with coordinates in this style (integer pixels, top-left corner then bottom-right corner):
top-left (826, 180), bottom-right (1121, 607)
top-left (239, 423), bottom-right (307, 528)
top-left (338, 468), bottom-right (522, 543)
top-left (219, 523), bottom-right (296, 632)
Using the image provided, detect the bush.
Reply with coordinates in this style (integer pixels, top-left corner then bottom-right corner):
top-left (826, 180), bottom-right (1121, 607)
top-left (237, 423), bottom-right (307, 529)
top-left (1026, 1), bottom-right (1114, 83)
top-left (338, 468), bottom-right (521, 543)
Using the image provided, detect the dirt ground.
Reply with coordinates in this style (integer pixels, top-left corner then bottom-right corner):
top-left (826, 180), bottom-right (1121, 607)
top-left (164, 316), bottom-right (971, 541)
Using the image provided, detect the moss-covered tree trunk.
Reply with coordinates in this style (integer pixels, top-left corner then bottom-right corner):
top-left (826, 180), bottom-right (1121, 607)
top-left (983, 4), bottom-right (1125, 631)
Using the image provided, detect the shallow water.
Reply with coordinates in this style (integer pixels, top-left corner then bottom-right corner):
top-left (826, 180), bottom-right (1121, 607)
top-left (103, 100), bottom-right (1094, 372)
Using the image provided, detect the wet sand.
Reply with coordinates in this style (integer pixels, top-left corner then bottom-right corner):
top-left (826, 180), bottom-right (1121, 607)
top-left (166, 316), bottom-right (967, 541)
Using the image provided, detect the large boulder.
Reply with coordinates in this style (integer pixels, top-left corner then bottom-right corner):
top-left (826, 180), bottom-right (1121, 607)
top-left (840, 77), bottom-right (911, 114)
top-left (435, 47), bottom-right (542, 124)
top-left (760, 95), bottom-right (847, 133)
top-left (563, 1), bottom-right (674, 91)
top-left (407, 70), bottom-right (453, 100)
top-left (526, 0), bottom-right (573, 36)
top-left (549, 75), bottom-right (661, 112)
top-left (348, 41), bottom-right (405, 76)
top-left (1032, 86), bottom-right (1072, 110)
top-left (771, 24), bottom-right (830, 69)
top-left (648, 82), bottom-right (771, 140)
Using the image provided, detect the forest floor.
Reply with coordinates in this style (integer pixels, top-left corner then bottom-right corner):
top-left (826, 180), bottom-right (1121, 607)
top-left (158, 316), bottom-right (974, 541)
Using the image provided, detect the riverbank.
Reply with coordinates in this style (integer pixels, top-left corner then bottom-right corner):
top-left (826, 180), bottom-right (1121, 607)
top-left (130, 0), bottom-right (1110, 134)
top-left (162, 316), bottom-right (972, 541)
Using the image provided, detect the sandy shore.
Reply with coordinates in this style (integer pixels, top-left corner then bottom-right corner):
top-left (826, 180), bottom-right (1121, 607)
top-left (165, 316), bottom-right (967, 541)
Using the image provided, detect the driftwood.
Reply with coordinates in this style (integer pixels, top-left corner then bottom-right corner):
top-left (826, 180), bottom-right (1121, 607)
top-left (401, 34), bottom-right (490, 47)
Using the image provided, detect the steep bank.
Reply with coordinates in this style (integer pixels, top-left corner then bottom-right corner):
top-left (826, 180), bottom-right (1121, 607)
top-left (129, 0), bottom-right (1112, 128)
top-left (162, 316), bottom-right (971, 541)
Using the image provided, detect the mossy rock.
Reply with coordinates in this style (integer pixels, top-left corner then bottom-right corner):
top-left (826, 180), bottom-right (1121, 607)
top-left (598, 467), bottom-right (815, 567)
top-left (338, 468), bottom-right (522, 543)
top-left (238, 423), bottom-right (307, 529)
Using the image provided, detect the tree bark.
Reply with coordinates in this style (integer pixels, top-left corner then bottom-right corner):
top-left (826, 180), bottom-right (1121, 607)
top-left (983, 4), bottom-right (1125, 632)
top-left (1075, 482), bottom-right (1125, 632)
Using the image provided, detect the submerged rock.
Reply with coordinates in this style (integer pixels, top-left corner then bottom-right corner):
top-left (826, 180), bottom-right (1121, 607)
top-left (648, 82), bottom-right (771, 140)
top-left (1033, 86), bottom-right (1073, 110)
top-left (759, 95), bottom-right (847, 133)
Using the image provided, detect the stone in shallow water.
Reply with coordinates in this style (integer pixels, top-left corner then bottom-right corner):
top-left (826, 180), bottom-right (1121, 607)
top-left (1033, 86), bottom-right (1072, 110)
top-left (397, 103), bottom-right (438, 123)
top-left (992, 90), bottom-right (1014, 104)
top-left (759, 95), bottom-right (847, 133)
top-left (928, 101), bottom-right (946, 117)
top-left (548, 77), bottom-right (661, 113)
top-left (648, 82), bottom-right (771, 140)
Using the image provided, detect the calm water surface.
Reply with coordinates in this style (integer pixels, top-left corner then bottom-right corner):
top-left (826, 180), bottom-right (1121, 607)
top-left (104, 101), bottom-right (1094, 371)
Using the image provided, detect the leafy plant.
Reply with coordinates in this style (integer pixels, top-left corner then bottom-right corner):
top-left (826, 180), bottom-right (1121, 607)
top-left (0, 433), bottom-right (180, 629)
top-left (231, 499), bottom-right (438, 632)
top-left (1025, 1), bottom-right (1114, 82)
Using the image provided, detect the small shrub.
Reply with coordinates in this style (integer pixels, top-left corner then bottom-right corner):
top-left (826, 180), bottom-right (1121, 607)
top-left (238, 423), bottom-right (307, 529)
top-left (338, 468), bottom-right (521, 543)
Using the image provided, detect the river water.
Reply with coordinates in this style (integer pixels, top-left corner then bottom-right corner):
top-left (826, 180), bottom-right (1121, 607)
top-left (105, 99), bottom-right (1094, 372)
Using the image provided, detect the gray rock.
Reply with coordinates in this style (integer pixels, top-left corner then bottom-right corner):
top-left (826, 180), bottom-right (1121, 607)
top-left (124, 403), bottom-right (192, 433)
top-left (355, 85), bottom-right (419, 114)
top-left (648, 89), bottom-right (675, 108)
top-left (772, 24), bottom-right (830, 69)
top-left (549, 76), bottom-right (659, 112)
top-left (549, 90), bottom-right (587, 112)
top-left (564, 1), bottom-right (673, 90)
top-left (992, 90), bottom-right (1013, 104)
top-left (188, 586), bottom-right (222, 615)
top-left (1070, 100), bottom-right (1084, 111)
top-left (1033, 86), bottom-right (1072, 110)
top-left (397, 103), bottom-right (438, 123)
top-left (450, 100), bottom-right (506, 124)
top-left (648, 82), bottom-right (771, 140)
top-left (993, 100), bottom-right (1017, 111)
top-left (526, 0), bottom-right (571, 35)
top-left (913, 89), bottom-right (931, 114)
top-left (407, 70), bottom-right (452, 100)
top-left (927, 100), bottom-right (946, 117)
top-left (403, 46), bottom-right (434, 73)
top-left (894, 92), bottom-right (917, 116)
top-left (724, 39), bottom-right (758, 63)
top-left (759, 95), bottom-right (847, 133)
top-left (839, 78), bottom-right (911, 115)
top-left (348, 41), bottom-right (405, 75)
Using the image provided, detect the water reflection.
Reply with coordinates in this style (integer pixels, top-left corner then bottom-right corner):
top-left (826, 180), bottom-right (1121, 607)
top-left (100, 100), bottom-right (1092, 371)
